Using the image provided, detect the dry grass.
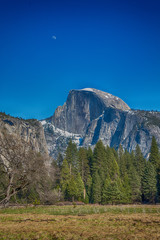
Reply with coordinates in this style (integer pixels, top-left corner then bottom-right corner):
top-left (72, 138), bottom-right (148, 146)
top-left (0, 205), bottom-right (160, 239)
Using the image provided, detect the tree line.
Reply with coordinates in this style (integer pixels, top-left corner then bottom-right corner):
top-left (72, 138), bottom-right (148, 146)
top-left (0, 129), bottom-right (160, 206)
top-left (56, 137), bottom-right (160, 204)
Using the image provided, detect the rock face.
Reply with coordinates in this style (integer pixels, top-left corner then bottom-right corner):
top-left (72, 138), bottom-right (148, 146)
top-left (49, 88), bottom-right (130, 134)
top-left (1, 88), bottom-right (160, 160)
top-left (0, 113), bottom-right (48, 156)
top-left (42, 88), bottom-right (160, 159)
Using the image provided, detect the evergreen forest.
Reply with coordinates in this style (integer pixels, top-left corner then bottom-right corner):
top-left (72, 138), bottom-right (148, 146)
top-left (56, 136), bottom-right (160, 204)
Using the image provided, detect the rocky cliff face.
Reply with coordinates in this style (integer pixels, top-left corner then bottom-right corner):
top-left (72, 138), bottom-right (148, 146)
top-left (0, 112), bottom-right (48, 155)
top-left (42, 88), bottom-right (160, 159)
top-left (48, 88), bottom-right (130, 134)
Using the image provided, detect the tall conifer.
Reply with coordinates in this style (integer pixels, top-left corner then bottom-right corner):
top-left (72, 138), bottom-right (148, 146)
top-left (65, 140), bottom-right (78, 174)
top-left (149, 136), bottom-right (160, 169)
top-left (91, 171), bottom-right (102, 203)
top-left (142, 161), bottom-right (157, 203)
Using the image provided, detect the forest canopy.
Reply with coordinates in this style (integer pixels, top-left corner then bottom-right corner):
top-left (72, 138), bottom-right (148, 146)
top-left (58, 137), bottom-right (160, 204)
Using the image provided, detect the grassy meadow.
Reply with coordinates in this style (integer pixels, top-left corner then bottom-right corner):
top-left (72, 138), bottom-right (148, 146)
top-left (0, 204), bottom-right (160, 239)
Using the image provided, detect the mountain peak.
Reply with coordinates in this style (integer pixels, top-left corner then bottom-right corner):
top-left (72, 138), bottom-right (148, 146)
top-left (47, 88), bottom-right (130, 136)
top-left (42, 88), bottom-right (160, 159)
top-left (74, 88), bottom-right (130, 111)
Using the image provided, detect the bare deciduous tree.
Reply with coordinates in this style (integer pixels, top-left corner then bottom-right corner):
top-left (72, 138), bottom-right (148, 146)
top-left (0, 130), bottom-right (50, 207)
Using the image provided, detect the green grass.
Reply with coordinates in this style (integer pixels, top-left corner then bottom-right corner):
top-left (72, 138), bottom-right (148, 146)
top-left (0, 204), bottom-right (160, 215)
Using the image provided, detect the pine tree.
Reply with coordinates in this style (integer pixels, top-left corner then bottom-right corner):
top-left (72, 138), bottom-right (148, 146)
top-left (142, 161), bottom-right (157, 203)
top-left (149, 137), bottom-right (160, 202)
top-left (78, 147), bottom-right (90, 185)
top-left (87, 147), bottom-right (94, 176)
top-left (66, 175), bottom-right (78, 201)
top-left (149, 136), bottom-right (160, 169)
top-left (128, 165), bottom-right (142, 203)
top-left (106, 147), bottom-right (119, 180)
top-left (75, 172), bottom-right (85, 201)
top-left (85, 175), bottom-right (92, 203)
top-left (92, 141), bottom-right (107, 186)
top-left (91, 171), bottom-right (102, 203)
top-left (118, 146), bottom-right (127, 179)
top-left (134, 145), bottom-right (146, 194)
top-left (93, 141), bottom-right (107, 169)
top-left (60, 158), bottom-right (70, 199)
top-left (102, 177), bottom-right (122, 204)
top-left (102, 177), bottom-right (111, 204)
top-left (130, 150), bottom-right (135, 168)
top-left (118, 144), bottom-right (124, 167)
top-left (111, 147), bottom-right (119, 163)
top-left (65, 140), bottom-right (78, 174)
top-left (121, 173), bottom-right (131, 203)
top-left (56, 153), bottom-right (64, 168)
top-left (123, 149), bottom-right (133, 172)
top-left (110, 155), bottom-right (120, 180)
top-left (157, 163), bottom-right (160, 202)
top-left (134, 145), bottom-right (146, 176)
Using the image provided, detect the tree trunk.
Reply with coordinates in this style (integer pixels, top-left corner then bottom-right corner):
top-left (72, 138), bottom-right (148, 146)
top-left (83, 188), bottom-right (86, 200)
top-left (5, 173), bottom-right (14, 207)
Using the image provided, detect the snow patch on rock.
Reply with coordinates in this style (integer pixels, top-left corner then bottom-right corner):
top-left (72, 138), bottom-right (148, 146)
top-left (40, 120), bottom-right (82, 157)
top-left (81, 88), bottom-right (94, 92)
top-left (41, 120), bottom-right (47, 125)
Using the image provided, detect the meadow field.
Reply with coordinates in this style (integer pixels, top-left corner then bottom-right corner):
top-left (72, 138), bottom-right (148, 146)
top-left (0, 204), bottom-right (160, 240)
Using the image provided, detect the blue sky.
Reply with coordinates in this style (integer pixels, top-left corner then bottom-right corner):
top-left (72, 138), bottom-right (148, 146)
top-left (0, 0), bottom-right (160, 119)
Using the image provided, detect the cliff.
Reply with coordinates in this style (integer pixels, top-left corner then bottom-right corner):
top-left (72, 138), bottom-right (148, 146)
top-left (42, 88), bottom-right (160, 158)
top-left (0, 112), bottom-right (48, 156)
